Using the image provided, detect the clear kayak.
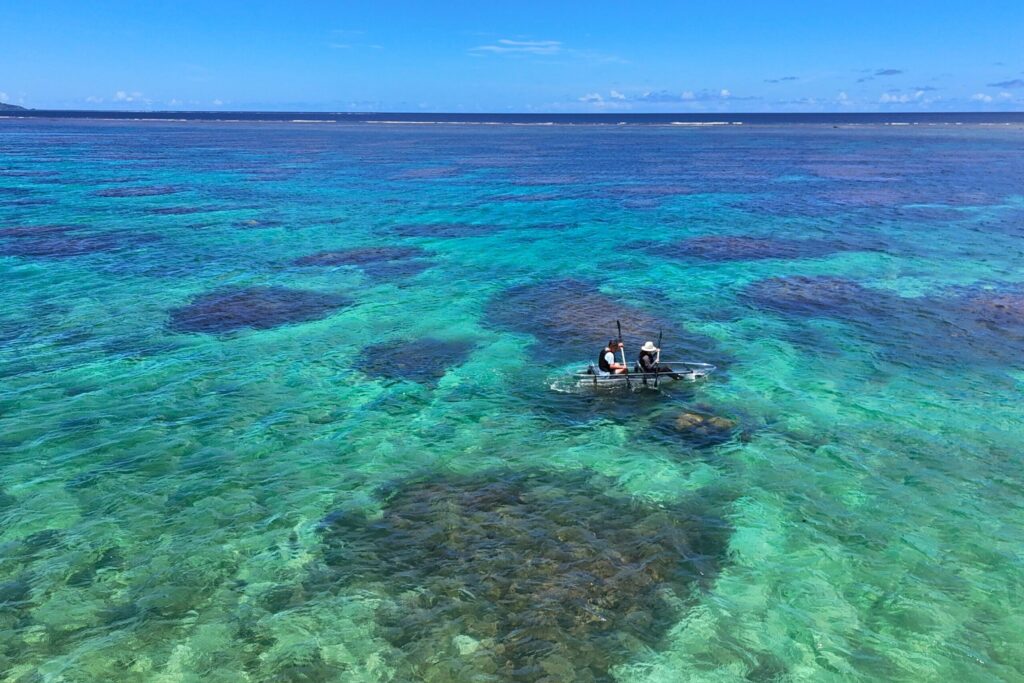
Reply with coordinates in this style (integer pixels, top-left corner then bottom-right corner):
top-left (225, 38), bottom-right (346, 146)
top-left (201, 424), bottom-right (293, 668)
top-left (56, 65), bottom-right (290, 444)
top-left (573, 361), bottom-right (716, 387)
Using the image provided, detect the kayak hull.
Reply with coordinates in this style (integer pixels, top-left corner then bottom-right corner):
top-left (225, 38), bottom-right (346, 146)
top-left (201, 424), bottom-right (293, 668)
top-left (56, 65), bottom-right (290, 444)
top-left (573, 361), bottom-right (715, 387)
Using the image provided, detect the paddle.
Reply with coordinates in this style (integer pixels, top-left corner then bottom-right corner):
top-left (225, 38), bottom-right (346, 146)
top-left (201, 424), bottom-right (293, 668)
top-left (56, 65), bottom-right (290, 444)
top-left (654, 329), bottom-right (664, 388)
top-left (616, 320), bottom-right (631, 389)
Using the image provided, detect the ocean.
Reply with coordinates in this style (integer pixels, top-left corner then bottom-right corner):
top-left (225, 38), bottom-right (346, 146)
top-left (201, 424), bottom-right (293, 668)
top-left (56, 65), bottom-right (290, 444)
top-left (1, 115), bottom-right (1023, 681)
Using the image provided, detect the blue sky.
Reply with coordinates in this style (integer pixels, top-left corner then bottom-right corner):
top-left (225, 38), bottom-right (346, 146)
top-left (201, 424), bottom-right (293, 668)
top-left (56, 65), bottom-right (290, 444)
top-left (1, 1), bottom-right (1022, 112)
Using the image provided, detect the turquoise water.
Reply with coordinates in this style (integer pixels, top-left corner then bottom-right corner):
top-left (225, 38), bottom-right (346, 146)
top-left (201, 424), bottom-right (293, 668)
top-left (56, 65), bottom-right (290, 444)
top-left (2, 119), bottom-right (1023, 681)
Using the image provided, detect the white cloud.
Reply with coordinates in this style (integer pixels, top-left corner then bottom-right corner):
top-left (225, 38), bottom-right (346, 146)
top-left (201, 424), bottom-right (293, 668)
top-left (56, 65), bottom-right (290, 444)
top-left (631, 88), bottom-right (750, 103)
top-left (114, 90), bottom-right (144, 102)
top-left (879, 90), bottom-right (927, 104)
top-left (211, 99), bottom-right (224, 106)
top-left (609, 90), bottom-right (625, 100)
top-left (998, 91), bottom-right (1013, 100)
top-left (85, 95), bottom-right (103, 104)
top-left (0, 91), bottom-right (8, 102)
top-left (168, 98), bottom-right (182, 106)
top-left (471, 39), bottom-right (562, 55)
top-left (578, 92), bottom-right (603, 103)
top-left (971, 93), bottom-right (994, 103)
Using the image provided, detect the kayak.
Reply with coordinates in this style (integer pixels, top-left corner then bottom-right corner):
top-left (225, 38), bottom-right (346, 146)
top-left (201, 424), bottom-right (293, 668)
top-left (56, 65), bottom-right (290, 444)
top-left (573, 361), bottom-right (716, 386)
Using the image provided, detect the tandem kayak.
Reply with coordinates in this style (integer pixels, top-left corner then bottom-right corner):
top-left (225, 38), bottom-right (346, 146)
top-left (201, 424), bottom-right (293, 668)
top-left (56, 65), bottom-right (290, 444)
top-left (573, 361), bottom-right (716, 387)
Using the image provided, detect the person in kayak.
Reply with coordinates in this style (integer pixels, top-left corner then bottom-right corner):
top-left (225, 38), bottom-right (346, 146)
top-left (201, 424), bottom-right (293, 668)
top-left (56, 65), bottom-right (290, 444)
top-left (636, 341), bottom-right (683, 379)
top-left (597, 340), bottom-right (628, 375)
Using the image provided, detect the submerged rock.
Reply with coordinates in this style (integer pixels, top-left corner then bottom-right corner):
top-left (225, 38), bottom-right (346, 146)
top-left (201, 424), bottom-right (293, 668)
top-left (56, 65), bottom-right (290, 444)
top-left (294, 245), bottom-right (435, 281)
top-left (146, 206), bottom-right (219, 215)
top-left (234, 218), bottom-right (286, 229)
top-left (357, 337), bottom-right (474, 386)
top-left (293, 246), bottom-right (427, 267)
top-left (662, 411), bottom-right (739, 448)
top-left (743, 278), bottom-right (1024, 372)
top-left (312, 468), bottom-right (731, 682)
top-left (741, 276), bottom-right (872, 317)
top-left (0, 577), bottom-right (32, 608)
top-left (674, 411), bottom-right (737, 432)
top-left (487, 278), bottom-right (658, 351)
top-left (393, 165), bottom-right (463, 180)
top-left (486, 278), bottom-right (719, 363)
top-left (389, 223), bottom-right (496, 238)
top-left (648, 235), bottom-right (847, 262)
top-left (898, 286), bottom-right (1024, 367)
top-left (168, 286), bottom-right (351, 334)
top-left (958, 290), bottom-right (1024, 329)
top-left (0, 224), bottom-right (158, 259)
top-left (93, 185), bottom-right (182, 198)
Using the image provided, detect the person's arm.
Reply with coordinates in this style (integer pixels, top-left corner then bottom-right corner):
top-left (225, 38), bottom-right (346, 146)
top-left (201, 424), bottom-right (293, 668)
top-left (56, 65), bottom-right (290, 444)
top-left (606, 352), bottom-right (625, 370)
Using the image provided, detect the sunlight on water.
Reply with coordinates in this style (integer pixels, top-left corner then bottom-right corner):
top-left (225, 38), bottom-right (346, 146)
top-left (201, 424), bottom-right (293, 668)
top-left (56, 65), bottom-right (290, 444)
top-left (1, 119), bottom-right (1023, 681)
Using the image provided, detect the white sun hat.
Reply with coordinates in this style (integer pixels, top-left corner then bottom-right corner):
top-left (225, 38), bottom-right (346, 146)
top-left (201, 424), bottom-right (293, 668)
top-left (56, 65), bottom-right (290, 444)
top-left (640, 341), bottom-right (658, 353)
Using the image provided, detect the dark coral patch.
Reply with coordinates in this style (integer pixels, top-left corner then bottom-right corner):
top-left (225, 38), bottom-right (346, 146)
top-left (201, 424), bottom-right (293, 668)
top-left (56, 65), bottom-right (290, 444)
top-left (147, 206), bottom-right (220, 216)
top-left (511, 174), bottom-right (587, 187)
top-left (648, 236), bottom-right (849, 262)
top-left (483, 191), bottom-right (574, 203)
top-left (393, 166), bottom-right (463, 180)
top-left (357, 337), bottom-right (474, 385)
top-left (293, 246), bottom-right (434, 281)
top-left (741, 276), bottom-right (873, 317)
top-left (234, 218), bottom-right (286, 229)
top-left (957, 290), bottom-right (1024, 331)
top-left (0, 170), bottom-right (61, 179)
top-left (390, 223), bottom-right (496, 238)
top-left (604, 184), bottom-right (695, 197)
top-left (168, 286), bottom-right (351, 334)
top-left (3, 198), bottom-right (57, 207)
top-left (312, 469), bottom-right (730, 682)
top-left (486, 278), bottom-right (718, 362)
top-left (0, 225), bottom-right (76, 238)
top-left (293, 246), bottom-right (427, 267)
top-left (0, 187), bottom-right (34, 197)
top-left (0, 224), bottom-right (158, 259)
top-left (92, 185), bottom-right (182, 198)
top-left (908, 287), bottom-right (1024, 366)
top-left (743, 279), bottom-right (1024, 371)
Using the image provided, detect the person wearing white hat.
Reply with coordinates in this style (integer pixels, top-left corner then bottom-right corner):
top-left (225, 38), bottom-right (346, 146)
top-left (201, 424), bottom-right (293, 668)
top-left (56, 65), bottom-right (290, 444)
top-left (636, 341), bottom-right (682, 379)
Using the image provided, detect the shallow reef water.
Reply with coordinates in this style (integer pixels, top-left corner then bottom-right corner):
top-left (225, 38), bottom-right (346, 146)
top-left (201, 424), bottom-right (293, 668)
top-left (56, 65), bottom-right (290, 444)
top-left (0, 119), bottom-right (1023, 681)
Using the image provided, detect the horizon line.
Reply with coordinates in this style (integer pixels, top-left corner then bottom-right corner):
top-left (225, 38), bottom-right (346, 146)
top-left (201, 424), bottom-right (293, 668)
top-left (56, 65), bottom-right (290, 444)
top-left (5, 108), bottom-right (1024, 116)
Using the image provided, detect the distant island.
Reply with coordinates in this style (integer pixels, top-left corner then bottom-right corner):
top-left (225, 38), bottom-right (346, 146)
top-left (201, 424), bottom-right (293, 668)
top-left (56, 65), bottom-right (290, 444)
top-left (0, 102), bottom-right (27, 111)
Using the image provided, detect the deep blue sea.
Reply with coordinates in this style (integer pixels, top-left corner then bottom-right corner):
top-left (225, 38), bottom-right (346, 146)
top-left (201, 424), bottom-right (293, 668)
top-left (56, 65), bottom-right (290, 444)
top-left (1, 115), bottom-right (1023, 681)
top-left (6, 110), bottom-right (1024, 125)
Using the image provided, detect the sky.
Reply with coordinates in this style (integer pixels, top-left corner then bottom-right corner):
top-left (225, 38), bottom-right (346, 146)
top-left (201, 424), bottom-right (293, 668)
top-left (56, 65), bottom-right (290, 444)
top-left (1, 1), bottom-right (1023, 112)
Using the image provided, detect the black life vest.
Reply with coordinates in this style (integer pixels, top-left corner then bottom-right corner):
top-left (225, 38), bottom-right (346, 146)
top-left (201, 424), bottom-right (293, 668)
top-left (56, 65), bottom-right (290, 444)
top-left (638, 350), bottom-right (657, 372)
top-left (598, 346), bottom-right (614, 372)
